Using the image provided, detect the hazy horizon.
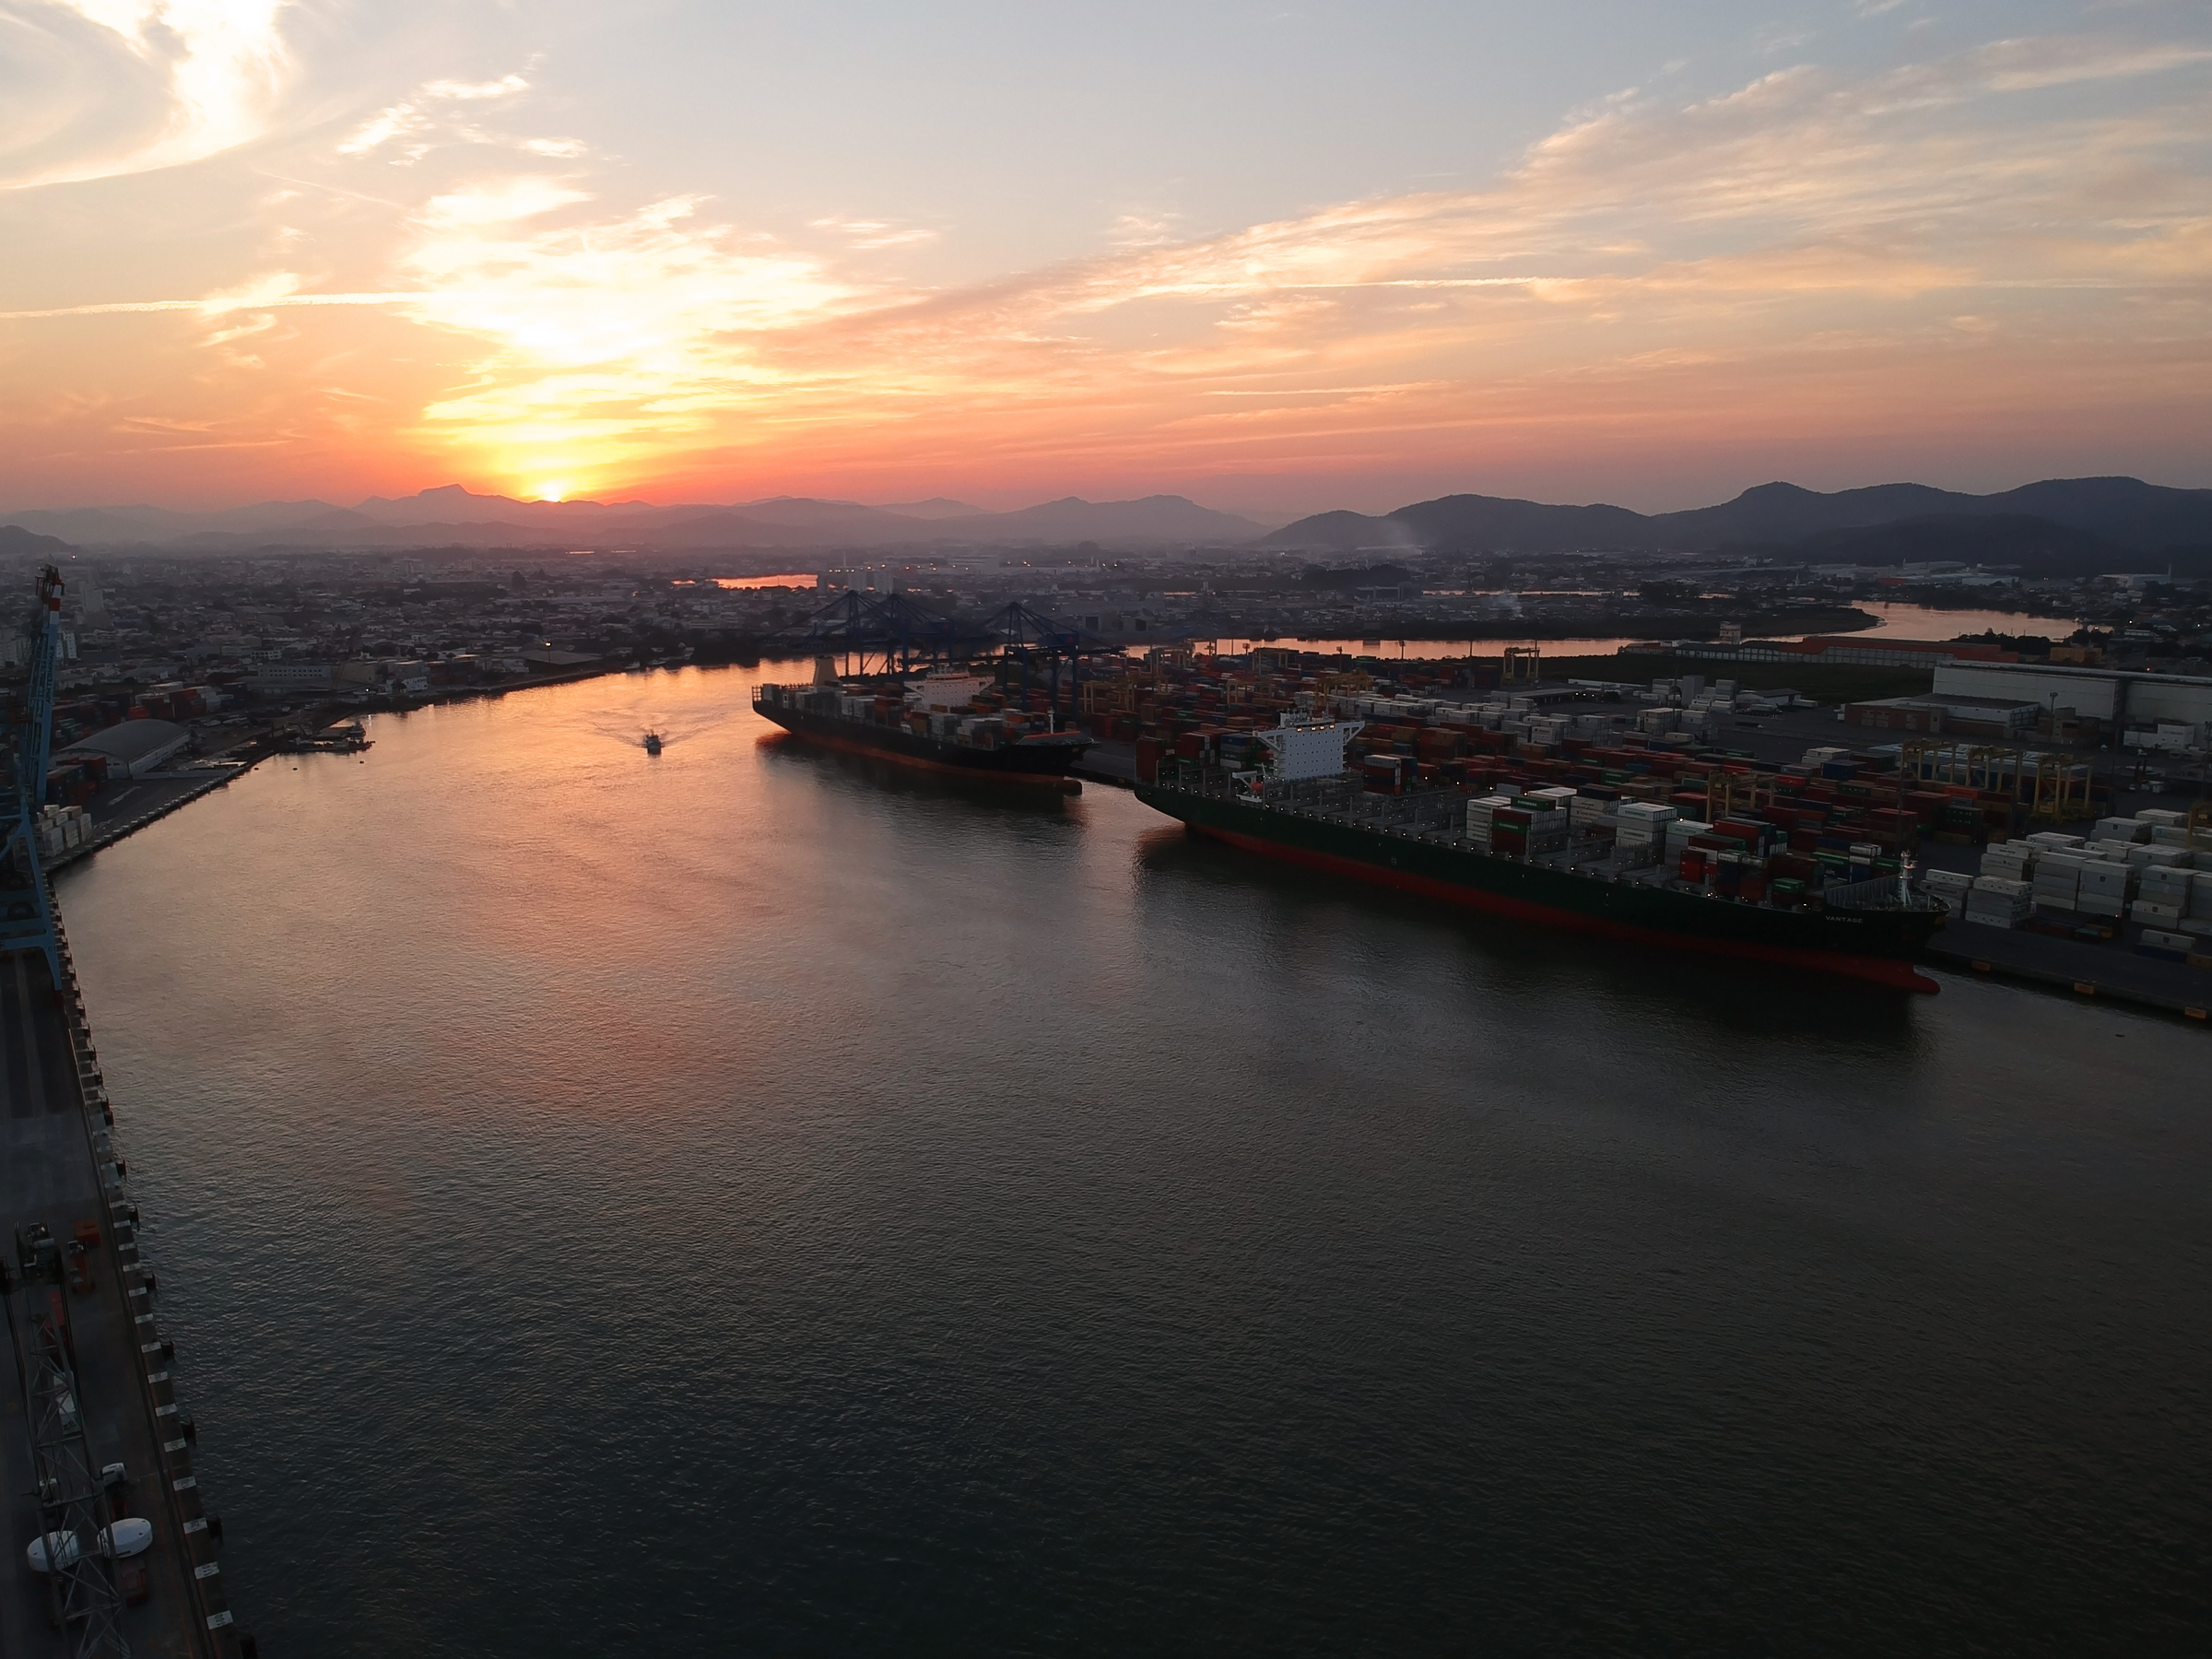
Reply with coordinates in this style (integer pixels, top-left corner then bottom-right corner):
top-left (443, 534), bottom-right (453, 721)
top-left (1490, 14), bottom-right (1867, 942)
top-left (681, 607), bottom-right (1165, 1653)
top-left (5, 2), bottom-right (2209, 515)
top-left (7, 469), bottom-right (2209, 530)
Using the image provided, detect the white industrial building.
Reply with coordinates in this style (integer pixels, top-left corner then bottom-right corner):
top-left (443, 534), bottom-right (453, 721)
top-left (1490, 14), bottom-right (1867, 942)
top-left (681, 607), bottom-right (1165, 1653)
top-left (58, 718), bottom-right (191, 778)
top-left (1930, 662), bottom-right (2212, 736)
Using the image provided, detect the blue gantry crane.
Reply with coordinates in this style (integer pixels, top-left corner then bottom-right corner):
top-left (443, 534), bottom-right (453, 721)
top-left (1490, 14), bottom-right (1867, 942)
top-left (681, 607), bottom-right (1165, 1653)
top-left (1, 566), bottom-right (67, 982)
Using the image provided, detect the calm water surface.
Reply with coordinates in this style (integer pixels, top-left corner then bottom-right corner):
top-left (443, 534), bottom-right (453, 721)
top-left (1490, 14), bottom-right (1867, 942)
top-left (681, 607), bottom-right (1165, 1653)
top-left (56, 669), bottom-right (2208, 1656)
top-left (1206, 601), bottom-right (2075, 659)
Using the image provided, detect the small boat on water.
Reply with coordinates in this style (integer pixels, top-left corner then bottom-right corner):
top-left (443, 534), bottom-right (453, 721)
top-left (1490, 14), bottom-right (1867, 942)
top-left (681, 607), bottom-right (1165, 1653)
top-left (642, 730), bottom-right (665, 756)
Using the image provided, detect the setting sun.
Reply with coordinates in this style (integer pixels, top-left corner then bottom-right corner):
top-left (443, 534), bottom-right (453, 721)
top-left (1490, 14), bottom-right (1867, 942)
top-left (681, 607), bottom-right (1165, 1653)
top-left (535, 480), bottom-right (571, 502)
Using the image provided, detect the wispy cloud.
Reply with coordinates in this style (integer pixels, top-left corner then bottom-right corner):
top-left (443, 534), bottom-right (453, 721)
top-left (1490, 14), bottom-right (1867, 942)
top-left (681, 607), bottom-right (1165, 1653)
top-left (808, 218), bottom-right (939, 251)
top-left (7, 22), bottom-right (2209, 499)
top-left (2, 0), bottom-right (294, 189)
top-left (338, 71), bottom-right (539, 163)
top-left (390, 188), bottom-right (866, 472)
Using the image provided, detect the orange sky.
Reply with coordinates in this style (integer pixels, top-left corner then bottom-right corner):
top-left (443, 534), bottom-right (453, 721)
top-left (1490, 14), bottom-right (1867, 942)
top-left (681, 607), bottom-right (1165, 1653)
top-left (3, 4), bottom-right (2209, 516)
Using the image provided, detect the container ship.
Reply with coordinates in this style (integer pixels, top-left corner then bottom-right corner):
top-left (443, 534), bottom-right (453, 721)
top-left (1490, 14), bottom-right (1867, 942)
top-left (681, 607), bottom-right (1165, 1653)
top-left (1135, 715), bottom-right (1947, 991)
top-left (755, 665), bottom-right (1092, 784)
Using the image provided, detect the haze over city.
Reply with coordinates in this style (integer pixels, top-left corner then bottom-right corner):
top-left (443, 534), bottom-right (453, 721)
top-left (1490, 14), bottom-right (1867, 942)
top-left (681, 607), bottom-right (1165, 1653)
top-left (5, 0), bottom-right (2209, 517)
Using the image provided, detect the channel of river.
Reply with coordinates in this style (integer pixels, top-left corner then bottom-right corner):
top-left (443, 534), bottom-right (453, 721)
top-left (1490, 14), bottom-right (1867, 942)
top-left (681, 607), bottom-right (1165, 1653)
top-left (1189, 600), bottom-right (2078, 659)
top-left (54, 665), bottom-right (2207, 1655)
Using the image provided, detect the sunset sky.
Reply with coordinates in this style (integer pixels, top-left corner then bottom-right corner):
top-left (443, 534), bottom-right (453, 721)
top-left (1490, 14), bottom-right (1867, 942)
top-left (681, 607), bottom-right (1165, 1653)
top-left (2, 0), bottom-right (2207, 516)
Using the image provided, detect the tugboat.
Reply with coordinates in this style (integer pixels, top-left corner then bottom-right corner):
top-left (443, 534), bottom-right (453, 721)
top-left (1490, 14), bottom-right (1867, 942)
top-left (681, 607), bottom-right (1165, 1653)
top-left (642, 730), bottom-right (665, 756)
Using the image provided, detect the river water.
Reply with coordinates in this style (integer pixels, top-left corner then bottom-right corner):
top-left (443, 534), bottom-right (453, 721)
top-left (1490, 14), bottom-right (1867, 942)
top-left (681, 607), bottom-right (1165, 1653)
top-left (54, 668), bottom-right (2208, 1656)
top-left (1201, 601), bottom-right (2077, 659)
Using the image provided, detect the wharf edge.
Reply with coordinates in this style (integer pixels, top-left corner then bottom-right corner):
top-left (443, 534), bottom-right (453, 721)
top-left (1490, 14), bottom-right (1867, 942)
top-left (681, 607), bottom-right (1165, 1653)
top-left (7, 912), bottom-right (252, 1657)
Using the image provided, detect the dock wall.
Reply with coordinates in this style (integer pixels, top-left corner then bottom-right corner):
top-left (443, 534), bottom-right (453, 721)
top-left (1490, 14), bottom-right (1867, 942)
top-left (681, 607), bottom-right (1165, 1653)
top-left (54, 919), bottom-right (250, 1656)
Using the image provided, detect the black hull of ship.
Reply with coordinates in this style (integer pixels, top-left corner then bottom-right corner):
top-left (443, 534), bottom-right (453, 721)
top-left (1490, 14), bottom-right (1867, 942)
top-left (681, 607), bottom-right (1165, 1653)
top-left (758, 704), bottom-right (1089, 784)
top-left (1137, 783), bottom-right (1944, 992)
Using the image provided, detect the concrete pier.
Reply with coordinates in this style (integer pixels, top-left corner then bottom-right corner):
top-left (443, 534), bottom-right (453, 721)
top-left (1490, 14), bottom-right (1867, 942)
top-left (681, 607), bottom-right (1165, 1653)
top-left (3, 931), bottom-right (246, 1657)
top-left (1925, 920), bottom-right (2212, 1019)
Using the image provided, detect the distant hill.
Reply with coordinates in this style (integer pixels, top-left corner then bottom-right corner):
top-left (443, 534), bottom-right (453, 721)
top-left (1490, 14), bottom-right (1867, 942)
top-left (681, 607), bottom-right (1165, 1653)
top-left (1, 506), bottom-right (197, 543)
top-left (924, 495), bottom-right (1265, 545)
top-left (1750, 514), bottom-right (2212, 580)
top-left (874, 497), bottom-right (985, 519)
top-left (18, 476), bottom-right (2206, 558)
top-left (9, 488), bottom-right (1263, 551)
top-left (353, 485), bottom-right (662, 525)
top-left (1262, 477), bottom-right (2212, 554)
top-left (1262, 510), bottom-right (1422, 552)
top-left (0, 524), bottom-right (74, 555)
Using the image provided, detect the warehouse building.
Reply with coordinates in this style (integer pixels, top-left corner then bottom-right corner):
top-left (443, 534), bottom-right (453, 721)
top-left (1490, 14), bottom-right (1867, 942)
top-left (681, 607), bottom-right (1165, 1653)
top-left (1845, 694), bottom-right (2041, 736)
top-left (1930, 662), bottom-right (2212, 731)
top-left (58, 718), bottom-right (191, 778)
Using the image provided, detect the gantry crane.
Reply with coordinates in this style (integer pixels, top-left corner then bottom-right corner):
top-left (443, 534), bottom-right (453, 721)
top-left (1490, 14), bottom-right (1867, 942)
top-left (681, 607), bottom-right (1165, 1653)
top-left (1, 566), bottom-right (67, 982)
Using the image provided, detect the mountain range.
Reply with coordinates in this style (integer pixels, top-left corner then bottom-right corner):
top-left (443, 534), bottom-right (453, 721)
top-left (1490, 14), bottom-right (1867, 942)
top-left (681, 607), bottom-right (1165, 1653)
top-left (1261, 477), bottom-right (2212, 555)
top-left (4, 476), bottom-right (2209, 564)
top-left (0, 487), bottom-right (1267, 553)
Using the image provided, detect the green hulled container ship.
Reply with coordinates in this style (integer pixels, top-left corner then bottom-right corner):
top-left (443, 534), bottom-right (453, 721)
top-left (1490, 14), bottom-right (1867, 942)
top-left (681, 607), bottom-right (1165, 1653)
top-left (1136, 717), bottom-right (1947, 992)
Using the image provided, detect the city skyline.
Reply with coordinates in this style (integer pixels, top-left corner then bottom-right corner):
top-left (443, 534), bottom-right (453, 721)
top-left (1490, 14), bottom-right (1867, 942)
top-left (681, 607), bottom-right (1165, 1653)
top-left (3, 2), bottom-right (2208, 516)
